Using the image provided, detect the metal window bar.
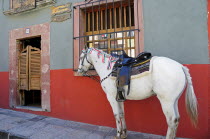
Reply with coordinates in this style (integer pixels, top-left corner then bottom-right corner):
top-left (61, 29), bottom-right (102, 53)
top-left (79, 5), bottom-right (80, 61)
top-left (105, 0), bottom-right (108, 53)
top-left (129, 0), bottom-right (132, 56)
top-left (74, 29), bottom-right (139, 39)
top-left (85, 2), bottom-right (88, 48)
top-left (137, 0), bottom-right (140, 53)
top-left (74, 29), bottom-right (138, 39)
top-left (91, 2), bottom-right (94, 47)
top-left (112, 6), bottom-right (115, 53)
top-left (73, 0), bottom-right (138, 57)
top-left (120, 0), bottom-right (124, 54)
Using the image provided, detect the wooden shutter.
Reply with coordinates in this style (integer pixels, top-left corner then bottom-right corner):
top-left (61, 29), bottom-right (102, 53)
top-left (18, 46), bottom-right (41, 91)
top-left (18, 48), bottom-right (29, 90)
top-left (29, 46), bottom-right (41, 90)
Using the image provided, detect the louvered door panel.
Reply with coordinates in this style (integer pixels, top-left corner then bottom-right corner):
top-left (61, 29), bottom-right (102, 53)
top-left (29, 47), bottom-right (41, 90)
top-left (19, 49), bottom-right (29, 90)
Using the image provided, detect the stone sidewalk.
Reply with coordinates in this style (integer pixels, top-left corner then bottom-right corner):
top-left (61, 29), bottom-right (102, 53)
top-left (0, 108), bottom-right (185, 139)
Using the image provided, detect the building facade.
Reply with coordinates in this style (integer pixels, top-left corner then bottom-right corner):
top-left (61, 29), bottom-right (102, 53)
top-left (0, 0), bottom-right (209, 138)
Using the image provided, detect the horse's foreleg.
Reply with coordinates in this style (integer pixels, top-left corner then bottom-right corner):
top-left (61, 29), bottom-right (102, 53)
top-left (118, 102), bottom-right (127, 138)
top-left (114, 114), bottom-right (124, 139)
top-left (158, 97), bottom-right (180, 139)
top-left (106, 94), bottom-right (127, 139)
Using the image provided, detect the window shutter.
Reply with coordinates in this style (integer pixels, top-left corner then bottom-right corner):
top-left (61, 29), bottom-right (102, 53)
top-left (18, 48), bottom-right (29, 90)
top-left (29, 46), bottom-right (41, 90)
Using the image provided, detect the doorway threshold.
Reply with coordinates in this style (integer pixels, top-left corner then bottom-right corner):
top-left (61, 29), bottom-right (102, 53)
top-left (15, 106), bottom-right (43, 112)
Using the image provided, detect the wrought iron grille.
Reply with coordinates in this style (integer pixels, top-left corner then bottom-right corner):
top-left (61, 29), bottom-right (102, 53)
top-left (73, 0), bottom-right (140, 57)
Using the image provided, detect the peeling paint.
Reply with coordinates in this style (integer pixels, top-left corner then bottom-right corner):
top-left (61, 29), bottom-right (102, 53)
top-left (42, 64), bottom-right (49, 73)
top-left (42, 89), bottom-right (47, 94)
top-left (42, 82), bottom-right (50, 85)
top-left (11, 70), bottom-right (14, 75)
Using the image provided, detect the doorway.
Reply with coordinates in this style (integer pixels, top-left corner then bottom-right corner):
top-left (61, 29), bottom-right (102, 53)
top-left (18, 36), bottom-right (41, 108)
top-left (10, 23), bottom-right (51, 111)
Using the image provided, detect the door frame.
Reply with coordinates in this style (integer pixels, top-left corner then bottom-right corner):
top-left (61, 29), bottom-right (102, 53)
top-left (9, 23), bottom-right (51, 111)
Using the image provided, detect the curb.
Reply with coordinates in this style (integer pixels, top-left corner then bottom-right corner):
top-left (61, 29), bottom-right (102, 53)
top-left (0, 130), bottom-right (28, 139)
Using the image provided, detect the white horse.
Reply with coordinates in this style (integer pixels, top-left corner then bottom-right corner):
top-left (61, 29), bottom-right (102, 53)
top-left (77, 47), bottom-right (198, 139)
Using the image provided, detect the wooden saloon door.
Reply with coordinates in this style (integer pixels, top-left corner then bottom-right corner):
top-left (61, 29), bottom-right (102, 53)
top-left (29, 46), bottom-right (41, 90)
top-left (19, 47), bottom-right (29, 90)
top-left (19, 45), bottom-right (41, 91)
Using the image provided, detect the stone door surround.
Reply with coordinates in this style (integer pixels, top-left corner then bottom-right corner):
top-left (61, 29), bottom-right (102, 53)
top-left (9, 23), bottom-right (50, 111)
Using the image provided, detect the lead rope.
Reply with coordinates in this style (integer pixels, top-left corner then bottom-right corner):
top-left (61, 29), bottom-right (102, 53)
top-left (100, 72), bottom-right (112, 83)
top-left (82, 69), bottom-right (116, 84)
top-left (100, 68), bottom-right (117, 83)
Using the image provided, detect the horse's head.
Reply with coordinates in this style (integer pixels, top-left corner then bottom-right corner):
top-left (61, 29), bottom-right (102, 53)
top-left (77, 47), bottom-right (93, 74)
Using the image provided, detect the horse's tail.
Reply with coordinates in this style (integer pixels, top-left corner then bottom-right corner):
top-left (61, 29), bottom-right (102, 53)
top-left (182, 66), bottom-right (198, 127)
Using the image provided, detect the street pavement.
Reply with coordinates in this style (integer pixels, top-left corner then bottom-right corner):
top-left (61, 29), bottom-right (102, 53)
top-left (0, 108), bottom-right (186, 139)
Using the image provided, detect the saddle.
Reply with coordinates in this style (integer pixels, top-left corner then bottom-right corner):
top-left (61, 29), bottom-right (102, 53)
top-left (111, 51), bottom-right (152, 102)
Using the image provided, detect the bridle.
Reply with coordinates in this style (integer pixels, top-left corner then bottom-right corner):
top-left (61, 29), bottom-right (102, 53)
top-left (78, 49), bottom-right (93, 72)
top-left (81, 50), bottom-right (93, 67)
top-left (79, 49), bottom-right (100, 82)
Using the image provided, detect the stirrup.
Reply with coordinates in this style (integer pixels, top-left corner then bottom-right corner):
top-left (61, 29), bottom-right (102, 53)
top-left (116, 90), bottom-right (126, 102)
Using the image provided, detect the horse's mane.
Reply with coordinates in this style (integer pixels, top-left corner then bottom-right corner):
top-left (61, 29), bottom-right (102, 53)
top-left (87, 47), bottom-right (118, 69)
top-left (88, 48), bottom-right (109, 56)
top-left (88, 48), bottom-right (115, 59)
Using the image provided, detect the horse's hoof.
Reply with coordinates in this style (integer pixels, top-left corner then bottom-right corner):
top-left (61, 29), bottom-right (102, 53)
top-left (120, 135), bottom-right (127, 139)
top-left (121, 130), bottom-right (127, 139)
top-left (114, 136), bottom-right (126, 139)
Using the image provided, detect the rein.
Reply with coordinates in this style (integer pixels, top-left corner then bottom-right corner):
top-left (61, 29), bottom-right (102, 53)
top-left (82, 70), bottom-right (114, 84)
top-left (100, 71), bottom-right (114, 83)
top-left (82, 72), bottom-right (101, 83)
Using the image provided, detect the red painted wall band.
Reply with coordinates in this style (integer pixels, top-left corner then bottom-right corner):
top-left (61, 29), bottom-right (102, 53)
top-left (206, 0), bottom-right (210, 137)
top-left (0, 72), bottom-right (9, 108)
top-left (0, 65), bottom-right (209, 139)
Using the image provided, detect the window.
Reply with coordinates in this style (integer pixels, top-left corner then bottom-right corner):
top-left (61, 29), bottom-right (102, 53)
top-left (85, 2), bottom-right (135, 55)
top-left (4, 0), bottom-right (56, 15)
top-left (73, 0), bottom-right (144, 71)
top-left (10, 0), bottom-right (36, 13)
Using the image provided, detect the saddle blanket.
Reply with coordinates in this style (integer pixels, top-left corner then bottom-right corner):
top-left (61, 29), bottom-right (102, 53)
top-left (111, 56), bottom-right (156, 80)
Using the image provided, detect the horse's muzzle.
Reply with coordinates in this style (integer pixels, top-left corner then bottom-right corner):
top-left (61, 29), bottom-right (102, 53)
top-left (77, 68), bottom-right (84, 73)
top-left (78, 68), bottom-right (87, 76)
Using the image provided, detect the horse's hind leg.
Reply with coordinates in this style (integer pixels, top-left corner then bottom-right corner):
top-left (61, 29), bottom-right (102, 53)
top-left (158, 97), bottom-right (180, 139)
